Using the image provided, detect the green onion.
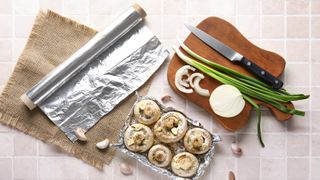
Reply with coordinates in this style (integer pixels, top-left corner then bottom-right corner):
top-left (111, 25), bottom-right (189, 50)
top-left (173, 45), bottom-right (310, 147)
top-left (180, 44), bottom-right (309, 101)
top-left (242, 94), bottom-right (264, 147)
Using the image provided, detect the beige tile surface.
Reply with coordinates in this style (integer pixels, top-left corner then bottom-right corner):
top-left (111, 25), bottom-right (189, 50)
top-left (0, 15), bottom-right (13, 37)
top-left (237, 157), bottom-right (260, 180)
top-left (286, 0), bottom-right (309, 14)
top-left (287, 134), bottom-right (309, 156)
top-left (287, 16), bottom-right (310, 38)
top-left (311, 16), bottom-right (320, 38)
top-left (311, 158), bottom-right (320, 180)
top-left (0, 0), bottom-right (317, 179)
top-left (311, 40), bottom-right (320, 62)
top-left (0, 158), bottom-right (12, 179)
top-left (261, 16), bottom-right (285, 38)
top-left (262, 0), bottom-right (284, 14)
top-left (13, 157), bottom-right (37, 180)
top-left (237, 15), bottom-right (260, 38)
top-left (0, 0), bottom-right (12, 14)
top-left (261, 158), bottom-right (286, 180)
top-left (14, 132), bottom-right (37, 156)
top-left (286, 40), bottom-right (309, 62)
top-left (0, 133), bottom-right (14, 156)
top-left (287, 158), bottom-right (309, 180)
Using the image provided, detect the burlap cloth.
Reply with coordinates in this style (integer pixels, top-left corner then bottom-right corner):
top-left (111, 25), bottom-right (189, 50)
top-left (0, 10), bottom-right (151, 169)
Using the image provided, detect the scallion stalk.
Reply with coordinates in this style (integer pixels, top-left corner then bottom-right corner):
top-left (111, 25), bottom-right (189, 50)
top-left (173, 45), bottom-right (310, 147)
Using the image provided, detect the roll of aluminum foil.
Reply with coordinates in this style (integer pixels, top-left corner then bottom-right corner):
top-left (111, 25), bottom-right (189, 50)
top-left (22, 5), bottom-right (169, 142)
top-left (113, 95), bottom-right (221, 180)
top-left (24, 5), bottom-right (144, 107)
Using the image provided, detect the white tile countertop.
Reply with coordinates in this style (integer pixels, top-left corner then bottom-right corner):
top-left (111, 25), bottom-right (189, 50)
top-left (0, 0), bottom-right (319, 179)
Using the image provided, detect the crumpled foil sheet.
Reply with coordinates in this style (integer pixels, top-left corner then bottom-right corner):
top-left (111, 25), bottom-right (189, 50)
top-left (34, 9), bottom-right (169, 141)
top-left (113, 95), bottom-right (221, 180)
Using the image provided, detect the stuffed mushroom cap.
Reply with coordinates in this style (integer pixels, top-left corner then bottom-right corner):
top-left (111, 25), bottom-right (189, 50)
top-left (171, 152), bottom-right (199, 178)
top-left (124, 124), bottom-right (154, 152)
top-left (133, 100), bottom-right (161, 125)
top-left (148, 144), bottom-right (172, 167)
top-left (153, 112), bottom-right (188, 143)
top-left (183, 128), bottom-right (212, 154)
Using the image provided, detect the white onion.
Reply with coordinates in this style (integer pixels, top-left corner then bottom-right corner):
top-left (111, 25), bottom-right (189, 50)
top-left (193, 76), bottom-right (210, 96)
top-left (209, 85), bottom-right (245, 118)
top-left (175, 66), bottom-right (209, 96)
top-left (187, 73), bottom-right (204, 88)
top-left (175, 65), bottom-right (195, 93)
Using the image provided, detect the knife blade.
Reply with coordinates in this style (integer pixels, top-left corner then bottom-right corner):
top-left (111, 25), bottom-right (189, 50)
top-left (185, 24), bottom-right (283, 90)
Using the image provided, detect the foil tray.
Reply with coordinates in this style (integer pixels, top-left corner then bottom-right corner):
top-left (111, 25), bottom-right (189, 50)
top-left (113, 94), bottom-right (221, 180)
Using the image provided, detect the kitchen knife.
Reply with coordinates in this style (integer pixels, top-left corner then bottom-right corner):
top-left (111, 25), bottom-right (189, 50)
top-left (185, 24), bottom-right (283, 90)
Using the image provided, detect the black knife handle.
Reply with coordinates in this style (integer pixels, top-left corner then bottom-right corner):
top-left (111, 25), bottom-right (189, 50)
top-left (239, 57), bottom-right (283, 90)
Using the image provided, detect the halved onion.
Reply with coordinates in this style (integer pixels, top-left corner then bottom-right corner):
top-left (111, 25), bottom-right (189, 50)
top-left (209, 85), bottom-right (245, 118)
top-left (175, 65), bottom-right (195, 93)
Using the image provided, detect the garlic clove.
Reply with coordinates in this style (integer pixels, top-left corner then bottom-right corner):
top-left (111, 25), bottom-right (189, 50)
top-left (75, 127), bottom-right (87, 142)
top-left (161, 95), bottom-right (172, 103)
top-left (229, 171), bottom-right (236, 180)
top-left (231, 143), bottom-right (242, 156)
top-left (120, 162), bottom-right (133, 175)
top-left (96, 138), bottom-right (110, 150)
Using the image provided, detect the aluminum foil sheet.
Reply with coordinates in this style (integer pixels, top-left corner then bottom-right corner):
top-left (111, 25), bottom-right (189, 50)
top-left (113, 95), bottom-right (221, 180)
top-left (26, 6), bottom-right (143, 106)
top-left (24, 6), bottom-right (169, 142)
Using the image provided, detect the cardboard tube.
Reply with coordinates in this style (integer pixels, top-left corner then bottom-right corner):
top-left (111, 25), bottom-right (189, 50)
top-left (20, 93), bottom-right (36, 110)
top-left (132, 4), bottom-right (146, 18)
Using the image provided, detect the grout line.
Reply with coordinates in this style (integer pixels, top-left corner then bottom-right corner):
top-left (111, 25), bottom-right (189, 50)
top-left (284, 0), bottom-right (288, 179)
top-left (4, 13), bottom-right (320, 17)
top-left (36, 1), bottom-right (40, 179)
top-left (11, 0), bottom-right (15, 179)
top-left (2, 154), bottom-right (320, 159)
top-left (85, 2), bottom-right (90, 179)
top-left (147, 37), bottom-right (320, 41)
top-left (36, 139), bottom-right (39, 180)
top-left (234, 0), bottom-right (238, 178)
top-left (179, 14), bottom-right (320, 17)
top-left (259, 0), bottom-right (262, 179)
top-left (308, 0), bottom-right (312, 179)
top-left (160, 1), bottom-right (165, 180)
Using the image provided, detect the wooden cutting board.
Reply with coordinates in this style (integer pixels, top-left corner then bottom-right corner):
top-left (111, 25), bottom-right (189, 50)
top-left (167, 17), bottom-right (294, 131)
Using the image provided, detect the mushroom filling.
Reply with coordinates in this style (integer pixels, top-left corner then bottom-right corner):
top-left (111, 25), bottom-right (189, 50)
top-left (164, 117), bottom-right (180, 135)
top-left (153, 150), bottom-right (166, 162)
top-left (190, 135), bottom-right (205, 149)
top-left (132, 132), bottom-right (145, 145)
top-left (177, 155), bottom-right (193, 170)
top-left (139, 105), bottom-right (155, 119)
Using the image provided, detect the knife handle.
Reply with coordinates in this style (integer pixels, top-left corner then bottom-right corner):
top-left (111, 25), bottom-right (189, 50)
top-left (239, 57), bottom-right (283, 90)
